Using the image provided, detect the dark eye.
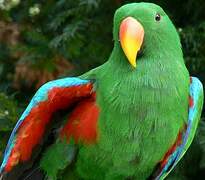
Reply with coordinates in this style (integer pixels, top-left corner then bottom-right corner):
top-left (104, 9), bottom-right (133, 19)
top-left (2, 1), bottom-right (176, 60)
top-left (155, 13), bottom-right (161, 21)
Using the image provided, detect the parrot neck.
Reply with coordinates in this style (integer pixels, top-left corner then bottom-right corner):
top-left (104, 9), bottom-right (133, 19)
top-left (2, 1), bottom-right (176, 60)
top-left (96, 40), bottom-right (189, 115)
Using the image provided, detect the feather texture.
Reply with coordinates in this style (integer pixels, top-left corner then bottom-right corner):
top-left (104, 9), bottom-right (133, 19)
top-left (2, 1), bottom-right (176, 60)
top-left (40, 94), bottom-right (99, 179)
top-left (155, 77), bottom-right (204, 179)
top-left (60, 93), bottom-right (99, 144)
top-left (0, 77), bottom-right (93, 173)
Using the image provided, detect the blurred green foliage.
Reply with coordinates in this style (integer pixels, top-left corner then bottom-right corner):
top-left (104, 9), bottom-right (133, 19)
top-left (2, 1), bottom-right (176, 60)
top-left (0, 93), bottom-right (19, 162)
top-left (0, 0), bottom-right (204, 179)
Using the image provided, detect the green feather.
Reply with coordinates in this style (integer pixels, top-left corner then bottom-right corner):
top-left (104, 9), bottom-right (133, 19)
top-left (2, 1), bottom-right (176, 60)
top-left (40, 3), bottom-right (202, 180)
top-left (40, 139), bottom-right (76, 180)
top-left (78, 3), bottom-right (190, 179)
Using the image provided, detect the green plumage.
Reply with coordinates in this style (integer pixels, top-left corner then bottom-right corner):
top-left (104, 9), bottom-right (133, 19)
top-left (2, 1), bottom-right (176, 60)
top-left (40, 3), bottom-right (201, 180)
top-left (40, 140), bottom-right (76, 180)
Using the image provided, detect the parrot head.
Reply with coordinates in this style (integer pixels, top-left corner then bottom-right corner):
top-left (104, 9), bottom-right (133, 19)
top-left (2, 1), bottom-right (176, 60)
top-left (113, 3), bottom-right (183, 68)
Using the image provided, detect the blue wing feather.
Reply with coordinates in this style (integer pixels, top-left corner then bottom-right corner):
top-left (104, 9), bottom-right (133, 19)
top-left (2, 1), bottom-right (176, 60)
top-left (0, 77), bottom-right (90, 172)
top-left (156, 77), bottom-right (203, 180)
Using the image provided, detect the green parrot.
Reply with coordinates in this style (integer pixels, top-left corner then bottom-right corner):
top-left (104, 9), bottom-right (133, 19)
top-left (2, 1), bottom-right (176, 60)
top-left (0, 2), bottom-right (203, 180)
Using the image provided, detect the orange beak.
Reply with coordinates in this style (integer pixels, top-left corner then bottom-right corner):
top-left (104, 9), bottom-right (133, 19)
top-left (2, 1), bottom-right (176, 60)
top-left (119, 17), bottom-right (144, 68)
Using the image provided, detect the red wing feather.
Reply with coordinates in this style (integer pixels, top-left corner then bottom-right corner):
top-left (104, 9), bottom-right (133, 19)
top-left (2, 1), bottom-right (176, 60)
top-left (4, 82), bottom-right (93, 172)
top-left (60, 93), bottom-right (99, 144)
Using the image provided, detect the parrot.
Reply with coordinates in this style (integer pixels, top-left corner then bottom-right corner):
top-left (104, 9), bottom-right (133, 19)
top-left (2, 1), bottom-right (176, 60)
top-left (0, 2), bottom-right (204, 180)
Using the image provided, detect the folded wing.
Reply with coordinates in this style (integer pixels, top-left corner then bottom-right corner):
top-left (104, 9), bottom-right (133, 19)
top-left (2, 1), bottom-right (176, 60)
top-left (0, 77), bottom-right (94, 173)
top-left (155, 77), bottom-right (204, 180)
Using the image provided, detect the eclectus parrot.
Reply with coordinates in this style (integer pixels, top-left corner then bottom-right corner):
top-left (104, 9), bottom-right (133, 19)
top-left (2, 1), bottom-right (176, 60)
top-left (0, 2), bottom-right (204, 180)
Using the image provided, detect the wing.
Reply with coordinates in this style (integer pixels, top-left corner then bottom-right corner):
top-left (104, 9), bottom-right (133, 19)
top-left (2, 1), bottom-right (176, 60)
top-left (155, 77), bottom-right (204, 180)
top-left (0, 77), bottom-right (95, 174)
top-left (39, 93), bottom-right (99, 179)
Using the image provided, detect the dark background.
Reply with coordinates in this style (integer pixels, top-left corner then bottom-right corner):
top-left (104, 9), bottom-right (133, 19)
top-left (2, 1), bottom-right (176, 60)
top-left (0, 0), bottom-right (204, 179)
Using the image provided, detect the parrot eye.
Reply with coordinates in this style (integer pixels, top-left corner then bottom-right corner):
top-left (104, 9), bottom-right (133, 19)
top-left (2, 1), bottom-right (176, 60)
top-left (155, 13), bottom-right (161, 21)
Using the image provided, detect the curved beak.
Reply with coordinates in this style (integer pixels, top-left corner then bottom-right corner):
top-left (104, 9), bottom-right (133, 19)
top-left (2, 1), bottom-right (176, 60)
top-left (119, 17), bottom-right (144, 68)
